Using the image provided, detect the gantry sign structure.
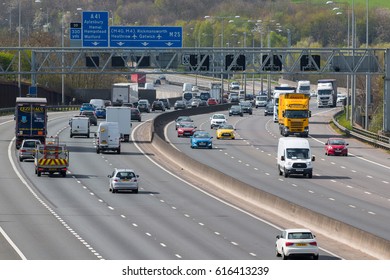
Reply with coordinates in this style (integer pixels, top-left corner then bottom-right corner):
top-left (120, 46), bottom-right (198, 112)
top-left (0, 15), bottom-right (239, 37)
top-left (0, 46), bottom-right (389, 131)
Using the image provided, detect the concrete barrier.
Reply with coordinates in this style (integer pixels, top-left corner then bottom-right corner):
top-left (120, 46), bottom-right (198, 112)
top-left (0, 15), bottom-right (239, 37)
top-left (150, 107), bottom-right (390, 259)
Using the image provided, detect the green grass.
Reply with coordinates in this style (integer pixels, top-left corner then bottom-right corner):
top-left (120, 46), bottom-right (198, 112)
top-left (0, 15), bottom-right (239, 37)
top-left (335, 109), bottom-right (353, 131)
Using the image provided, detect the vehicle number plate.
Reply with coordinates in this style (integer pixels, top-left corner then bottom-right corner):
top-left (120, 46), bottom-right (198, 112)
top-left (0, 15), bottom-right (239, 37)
top-left (296, 243), bottom-right (307, 246)
top-left (102, 140), bottom-right (107, 144)
top-left (199, 142), bottom-right (206, 146)
top-left (296, 169), bottom-right (304, 172)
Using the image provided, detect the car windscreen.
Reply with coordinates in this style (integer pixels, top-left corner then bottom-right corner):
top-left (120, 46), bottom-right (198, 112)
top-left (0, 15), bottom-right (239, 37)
top-left (286, 148), bottom-right (309, 159)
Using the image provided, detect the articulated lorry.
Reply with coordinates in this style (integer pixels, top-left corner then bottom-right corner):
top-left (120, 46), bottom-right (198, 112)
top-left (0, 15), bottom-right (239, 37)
top-left (317, 79), bottom-right (337, 107)
top-left (111, 83), bottom-right (139, 106)
top-left (272, 85), bottom-right (296, 123)
top-left (15, 97), bottom-right (47, 149)
top-left (278, 93), bottom-right (311, 137)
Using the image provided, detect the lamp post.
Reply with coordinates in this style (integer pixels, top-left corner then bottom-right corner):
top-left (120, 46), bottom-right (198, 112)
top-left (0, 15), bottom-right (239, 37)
top-left (204, 15), bottom-right (240, 98)
top-left (326, 0), bottom-right (355, 123)
top-left (18, 0), bottom-right (21, 97)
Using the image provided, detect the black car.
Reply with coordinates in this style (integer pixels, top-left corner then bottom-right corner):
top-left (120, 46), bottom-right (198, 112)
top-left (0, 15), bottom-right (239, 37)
top-left (264, 101), bottom-right (274, 116)
top-left (152, 100), bottom-right (165, 111)
top-left (79, 110), bottom-right (97, 126)
top-left (198, 100), bottom-right (208, 107)
top-left (137, 100), bottom-right (150, 113)
top-left (239, 101), bottom-right (253, 115)
top-left (229, 105), bottom-right (243, 116)
top-left (174, 100), bottom-right (186, 110)
top-left (131, 108), bottom-right (142, 122)
top-left (158, 98), bottom-right (171, 109)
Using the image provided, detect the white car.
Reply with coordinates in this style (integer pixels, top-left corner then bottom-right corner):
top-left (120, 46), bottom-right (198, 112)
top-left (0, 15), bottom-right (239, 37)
top-left (337, 93), bottom-right (347, 103)
top-left (275, 228), bottom-right (319, 260)
top-left (108, 168), bottom-right (139, 193)
top-left (229, 81), bottom-right (240, 90)
top-left (210, 113), bottom-right (227, 129)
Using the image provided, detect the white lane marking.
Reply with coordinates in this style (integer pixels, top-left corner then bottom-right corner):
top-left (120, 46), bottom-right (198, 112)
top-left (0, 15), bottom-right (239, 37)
top-left (0, 226), bottom-right (27, 260)
top-left (8, 136), bottom-right (103, 260)
top-left (133, 121), bottom-right (343, 260)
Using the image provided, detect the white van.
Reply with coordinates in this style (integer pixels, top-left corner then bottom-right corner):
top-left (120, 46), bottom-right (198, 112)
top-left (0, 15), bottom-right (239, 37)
top-left (95, 122), bottom-right (121, 154)
top-left (70, 116), bottom-right (90, 138)
top-left (182, 83), bottom-right (193, 92)
top-left (89, 99), bottom-right (105, 109)
top-left (277, 138), bottom-right (315, 178)
top-left (255, 95), bottom-right (268, 107)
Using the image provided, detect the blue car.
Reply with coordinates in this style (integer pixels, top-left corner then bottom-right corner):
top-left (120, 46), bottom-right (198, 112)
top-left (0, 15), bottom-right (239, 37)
top-left (95, 108), bottom-right (106, 119)
top-left (190, 131), bottom-right (213, 149)
top-left (80, 103), bottom-right (95, 112)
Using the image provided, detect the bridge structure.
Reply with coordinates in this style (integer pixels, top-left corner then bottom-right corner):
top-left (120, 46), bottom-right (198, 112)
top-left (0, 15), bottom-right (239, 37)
top-left (0, 46), bottom-right (389, 132)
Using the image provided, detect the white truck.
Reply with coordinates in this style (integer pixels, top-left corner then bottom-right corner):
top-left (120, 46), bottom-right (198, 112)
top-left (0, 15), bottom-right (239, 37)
top-left (277, 137), bottom-right (315, 178)
top-left (209, 82), bottom-right (222, 103)
top-left (111, 83), bottom-right (139, 106)
top-left (297, 80), bottom-right (311, 96)
top-left (317, 79), bottom-right (337, 107)
top-left (272, 85), bottom-right (296, 123)
top-left (105, 106), bottom-right (132, 142)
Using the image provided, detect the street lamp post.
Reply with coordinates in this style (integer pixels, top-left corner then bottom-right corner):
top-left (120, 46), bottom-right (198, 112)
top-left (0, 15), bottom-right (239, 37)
top-left (204, 15), bottom-right (240, 99)
top-left (326, 0), bottom-right (355, 123)
top-left (18, 0), bottom-right (21, 97)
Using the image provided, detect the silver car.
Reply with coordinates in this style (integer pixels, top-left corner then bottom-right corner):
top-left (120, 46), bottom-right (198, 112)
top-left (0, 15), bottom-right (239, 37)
top-left (18, 139), bottom-right (41, 162)
top-left (108, 168), bottom-right (139, 193)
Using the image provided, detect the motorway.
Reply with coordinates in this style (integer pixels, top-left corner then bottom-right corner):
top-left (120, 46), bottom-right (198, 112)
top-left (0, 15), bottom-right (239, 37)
top-left (166, 100), bottom-right (390, 242)
top-left (0, 107), bottom-right (342, 260)
top-left (1, 78), bottom-right (388, 260)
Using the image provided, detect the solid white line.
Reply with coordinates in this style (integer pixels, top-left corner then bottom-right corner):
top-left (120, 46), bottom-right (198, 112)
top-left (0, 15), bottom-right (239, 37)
top-left (0, 226), bottom-right (27, 260)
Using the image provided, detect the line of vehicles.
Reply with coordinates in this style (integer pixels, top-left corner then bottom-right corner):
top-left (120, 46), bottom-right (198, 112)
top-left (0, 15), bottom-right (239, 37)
top-left (12, 75), bottom-right (356, 258)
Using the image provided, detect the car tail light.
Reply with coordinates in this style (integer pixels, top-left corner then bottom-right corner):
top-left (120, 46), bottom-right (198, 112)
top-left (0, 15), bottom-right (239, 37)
top-left (113, 179), bottom-right (119, 182)
top-left (310, 241), bottom-right (317, 246)
top-left (20, 149), bottom-right (26, 152)
top-left (285, 242), bottom-right (294, 246)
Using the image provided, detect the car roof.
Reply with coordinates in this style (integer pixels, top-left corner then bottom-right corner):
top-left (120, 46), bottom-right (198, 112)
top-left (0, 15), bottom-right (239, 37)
top-left (22, 139), bottom-right (41, 143)
top-left (284, 228), bottom-right (313, 233)
top-left (114, 168), bottom-right (135, 173)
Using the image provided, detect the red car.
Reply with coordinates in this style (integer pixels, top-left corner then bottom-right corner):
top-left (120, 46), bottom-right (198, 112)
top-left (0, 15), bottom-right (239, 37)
top-left (207, 98), bottom-right (218, 105)
top-left (177, 122), bottom-right (197, 137)
top-left (325, 138), bottom-right (349, 156)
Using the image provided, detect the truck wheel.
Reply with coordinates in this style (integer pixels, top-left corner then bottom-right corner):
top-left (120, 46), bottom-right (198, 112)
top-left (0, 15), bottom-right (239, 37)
top-left (284, 168), bottom-right (289, 178)
top-left (117, 148), bottom-right (121, 154)
top-left (278, 166), bottom-right (283, 176)
top-left (62, 171), bottom-right (66, 177)
top-left (308, 172), bottom-right (313, 178)
top-left (37, 171), bottom-right (41, 177)
top-left (96, 148), bottom-right (100, 154)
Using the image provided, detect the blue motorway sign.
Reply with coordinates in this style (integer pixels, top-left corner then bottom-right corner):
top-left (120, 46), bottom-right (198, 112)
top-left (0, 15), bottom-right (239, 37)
top-left (109, 26), bottom-right (182, 48)
top-left (70, 22), bottom-right (82, 40)
top-left (82, 11), bottom-right (109, 47)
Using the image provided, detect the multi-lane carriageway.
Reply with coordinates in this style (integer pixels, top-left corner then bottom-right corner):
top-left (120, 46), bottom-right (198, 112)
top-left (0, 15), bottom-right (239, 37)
top-left (1, 78), bottom-right (389, 259)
